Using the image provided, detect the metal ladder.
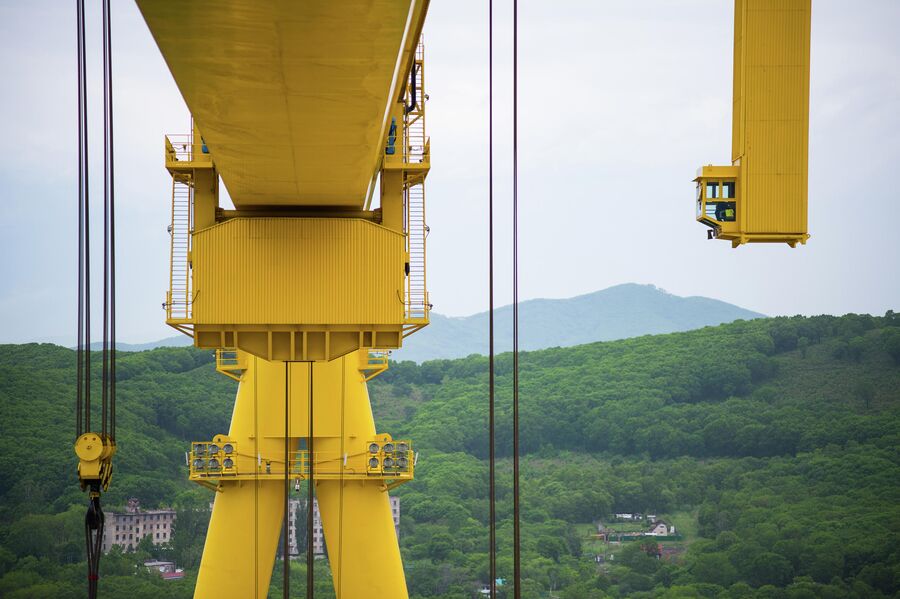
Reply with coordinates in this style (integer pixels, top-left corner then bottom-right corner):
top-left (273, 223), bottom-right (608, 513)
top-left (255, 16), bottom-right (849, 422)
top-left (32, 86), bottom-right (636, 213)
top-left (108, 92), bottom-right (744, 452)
top-left (168, 175), bottom-right (193, 321)
top-left (404, 47), bottom-right (427, 165)
top-left (405, 182), bottom-right (427, 321)
top-left (402, 39), bottom-right (429, 323)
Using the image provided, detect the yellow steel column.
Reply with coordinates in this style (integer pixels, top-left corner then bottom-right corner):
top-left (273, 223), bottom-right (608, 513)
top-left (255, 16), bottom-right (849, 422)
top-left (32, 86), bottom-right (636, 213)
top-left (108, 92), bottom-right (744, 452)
top-left (314, 353), bottom-right (408, 599)
top-left (382, 103), bottom-right (406, 234)
top-left (196, 352), bottom-right (407, 598)
top-left (191, 121), bottom-right (217, 232)
top-left (195, 355), bottom-right (287, 599)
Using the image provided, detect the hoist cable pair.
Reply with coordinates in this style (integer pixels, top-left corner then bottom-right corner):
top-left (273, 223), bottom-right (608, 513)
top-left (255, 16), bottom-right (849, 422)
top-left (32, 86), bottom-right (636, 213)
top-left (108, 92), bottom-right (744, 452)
top-left (280, 363), bottom-right (316, 599)
top-left (487, 0), bottom-right (496, 596)
top-left (283, 365), bottom-right (291, 598)
top-left (487, 0), bottom-right (521, 596)
top-left (74, 0), bottom-right (117, 596)
top-left (307, 365), bottom-right (315, 599)
top-left (512, 3), bottom-right (521, 597)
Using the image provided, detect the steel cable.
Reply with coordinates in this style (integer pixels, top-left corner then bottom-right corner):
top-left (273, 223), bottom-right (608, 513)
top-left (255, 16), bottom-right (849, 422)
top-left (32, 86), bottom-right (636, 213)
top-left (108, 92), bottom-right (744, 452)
top-left (488, 0), bottom-right (497, 596)
top-left (512, 0), bottom-right (521, 596)
top-left (307, 363), bottom-right (314, 599)
top-left (337, 358), bottom-right (346, 597)
top-left (105, 0), bottom-right (116, 442)
top-left (284, 363), bottom-right (291, 598)
top-left (75, 0), bottom-right (86, 439)
top-left (101, 0), bottom-right (110, 439)
top-left (76, 0), bottom-right (91, 436)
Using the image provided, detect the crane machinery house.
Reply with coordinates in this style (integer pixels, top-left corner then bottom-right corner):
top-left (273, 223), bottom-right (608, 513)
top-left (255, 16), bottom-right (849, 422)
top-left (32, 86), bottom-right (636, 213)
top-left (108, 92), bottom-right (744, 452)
top-left (695, 0), bottom-right (812, 248)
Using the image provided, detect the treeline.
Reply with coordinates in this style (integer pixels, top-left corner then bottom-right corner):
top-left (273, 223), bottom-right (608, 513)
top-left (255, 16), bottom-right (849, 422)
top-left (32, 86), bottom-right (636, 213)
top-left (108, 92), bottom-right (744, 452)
top-left (380, 313), bottom-right (900, 597)
top-left (374, 314), bottom-right (900, 460)
top-left (0, 313), bottom-right (897, 597)
top-left (393, 443), bottom-right (899, 598)
top-left (0, 344), bottom-right (230, 598)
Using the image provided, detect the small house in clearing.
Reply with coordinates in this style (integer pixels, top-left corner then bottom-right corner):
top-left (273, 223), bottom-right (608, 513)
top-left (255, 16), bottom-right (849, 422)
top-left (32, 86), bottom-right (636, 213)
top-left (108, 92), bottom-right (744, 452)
top-left (647, 521), bottom-right (675, 536)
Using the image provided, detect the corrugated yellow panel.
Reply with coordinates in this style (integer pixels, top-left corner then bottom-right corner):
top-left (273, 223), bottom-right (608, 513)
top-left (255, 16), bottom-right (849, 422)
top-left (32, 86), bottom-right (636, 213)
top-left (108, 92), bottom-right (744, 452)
top-left (733, 0), bottom-right (810, 236)
top-left (192, 218), bottom-right (405, 326)
top-left (137, 0), bottom-right (428, 208)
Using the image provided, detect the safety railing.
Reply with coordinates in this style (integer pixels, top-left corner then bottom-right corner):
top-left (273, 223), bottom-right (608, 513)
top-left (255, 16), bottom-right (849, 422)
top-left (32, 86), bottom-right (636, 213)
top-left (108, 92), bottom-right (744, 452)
top-left (164, 133), bottom-right (212, 165)
top-left (405, 182), bottom-right (429, 324)
top-left (165, 134), bottom-right (194, 162)
top-left (188, 438), bottom-right (416, 489)
top-left (215, 349), bottom-right (246, 381)
top-left (359, 350), bottom-right (391, 382)
top-left (404, 39), bottom-right (429, 167)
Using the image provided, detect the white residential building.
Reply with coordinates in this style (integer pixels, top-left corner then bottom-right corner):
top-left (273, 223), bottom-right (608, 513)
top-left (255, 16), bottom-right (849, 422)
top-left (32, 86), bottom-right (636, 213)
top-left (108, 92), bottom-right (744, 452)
top-left (102, 498), bottom-right (176, 553)
top-left (287, 496), bottom-right (400, 557)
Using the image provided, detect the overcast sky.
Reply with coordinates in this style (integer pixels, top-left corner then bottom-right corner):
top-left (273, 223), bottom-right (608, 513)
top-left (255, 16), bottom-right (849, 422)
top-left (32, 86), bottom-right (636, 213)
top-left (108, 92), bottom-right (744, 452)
top-left (1, 0), bottom-right (898, 345)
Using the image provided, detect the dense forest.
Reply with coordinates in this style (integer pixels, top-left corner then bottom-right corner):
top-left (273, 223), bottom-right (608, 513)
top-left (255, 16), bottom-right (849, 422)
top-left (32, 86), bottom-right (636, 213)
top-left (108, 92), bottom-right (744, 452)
top-left (0, 313), bottom-right (898, 598)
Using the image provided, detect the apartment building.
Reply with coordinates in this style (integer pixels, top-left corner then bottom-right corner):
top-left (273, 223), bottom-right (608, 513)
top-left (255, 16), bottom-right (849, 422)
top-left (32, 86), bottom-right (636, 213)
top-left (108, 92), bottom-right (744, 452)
top-left (287, 496), bottom-right (400, 557)
top-left (102, 497), bottom-right (176, 553)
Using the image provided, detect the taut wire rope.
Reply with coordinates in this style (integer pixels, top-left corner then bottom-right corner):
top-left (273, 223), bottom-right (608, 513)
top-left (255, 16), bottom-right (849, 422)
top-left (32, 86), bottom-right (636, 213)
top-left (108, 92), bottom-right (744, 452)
top-left (307, 363), bottom-right (315, 599)
top-left (77, 1), bottom-right (118, 595)
top-left (284, 363), bottom-right (291, 598)
top-left (337, 357), bottom-right (346, 597)
top-left (101, 0), bottom-right (116, 442)
top-left (105, 0), bottom-right (116, 443)
top-left (254, 356), bottom-right (260, 599)
top-left (512, 0), bottom-right (521, 596)
top-left (488, 0), bottom-right (497, 596)
top-left (76, 0), bottom-right (90, 438)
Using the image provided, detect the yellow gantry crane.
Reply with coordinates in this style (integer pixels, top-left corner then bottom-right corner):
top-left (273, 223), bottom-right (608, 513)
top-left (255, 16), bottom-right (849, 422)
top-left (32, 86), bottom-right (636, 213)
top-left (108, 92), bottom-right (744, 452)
top-left (137, 1), bottom-right (431, 596)
top-left (74, 1), bottom-right (814, 597)
top-left (695, 0), bottom-right (812, 247)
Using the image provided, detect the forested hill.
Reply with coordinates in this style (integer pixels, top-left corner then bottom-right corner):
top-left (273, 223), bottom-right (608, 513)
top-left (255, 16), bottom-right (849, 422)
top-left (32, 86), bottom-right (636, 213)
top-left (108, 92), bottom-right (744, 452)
top-left (0, 312), bottom-right (898, 598)
top-left (394, 283), bottom-right (765, 362)
top-left (375, 312), bottom-right (900, 460)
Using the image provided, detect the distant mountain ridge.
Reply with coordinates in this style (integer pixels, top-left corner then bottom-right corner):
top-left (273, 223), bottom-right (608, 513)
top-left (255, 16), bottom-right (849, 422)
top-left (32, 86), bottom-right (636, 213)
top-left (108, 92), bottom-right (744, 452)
top-left (85, 335), bottom-right (193, 352)
top-left (87, 284), bottom-right (764, 360)
top-left (393, 283), bottom-right (765, 362)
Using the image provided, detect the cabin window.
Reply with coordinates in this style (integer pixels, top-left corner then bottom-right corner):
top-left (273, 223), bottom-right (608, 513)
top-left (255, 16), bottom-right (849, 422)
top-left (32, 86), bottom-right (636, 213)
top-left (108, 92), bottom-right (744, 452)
top-left (705, 201), bottom-right (736, 222)
top-left (722, 181), bottom-right (735, 198)
top-left (696, 184), bottom-right (703, 218)
top-left (716, 202), bottom-right (736, 222)
top-left (706, 181), bottom-right (719, 199)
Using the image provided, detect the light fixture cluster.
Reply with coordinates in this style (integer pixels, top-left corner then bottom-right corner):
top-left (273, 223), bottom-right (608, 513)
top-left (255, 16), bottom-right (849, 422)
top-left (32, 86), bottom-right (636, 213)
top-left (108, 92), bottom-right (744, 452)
top-left (191, 440), bottom-right (237, 473)
top-left (366, 440), bottom-right (412, 474)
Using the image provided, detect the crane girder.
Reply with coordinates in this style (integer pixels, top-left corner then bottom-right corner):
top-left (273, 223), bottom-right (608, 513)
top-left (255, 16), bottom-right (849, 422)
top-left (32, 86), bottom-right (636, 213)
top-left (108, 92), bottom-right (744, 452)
top-left (137, 0), bottom-right (428, 208)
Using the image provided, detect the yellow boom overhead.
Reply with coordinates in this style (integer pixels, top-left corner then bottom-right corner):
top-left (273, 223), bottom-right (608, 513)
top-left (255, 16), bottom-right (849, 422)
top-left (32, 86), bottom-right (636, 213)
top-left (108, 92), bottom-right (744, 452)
top-left (137, 0), bottom-right (426, 207)
top-left (695, 0), bottom-right (812, 247)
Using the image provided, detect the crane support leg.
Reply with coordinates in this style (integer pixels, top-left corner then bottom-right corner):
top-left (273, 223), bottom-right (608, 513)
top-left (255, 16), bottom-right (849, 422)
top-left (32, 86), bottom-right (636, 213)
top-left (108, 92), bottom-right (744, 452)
top-left (317, 481), bottom-right (408, 597)
top-left (194, 356), bottom-right (286, 598)
top-left (194, 352), bottom-right (408, 599)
